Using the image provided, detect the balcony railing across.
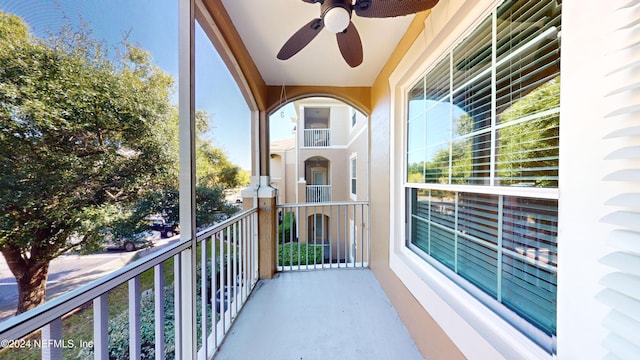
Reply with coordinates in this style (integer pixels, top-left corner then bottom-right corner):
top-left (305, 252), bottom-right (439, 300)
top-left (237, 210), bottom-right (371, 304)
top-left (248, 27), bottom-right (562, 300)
top-left (306, 184), bottom-right (332, 203)
top-left (303, 128), bottom-right (331, 147)
top-left (0, 208), bottom-right (259, 360)
top-left (277, 201), bottom-right (369, 271)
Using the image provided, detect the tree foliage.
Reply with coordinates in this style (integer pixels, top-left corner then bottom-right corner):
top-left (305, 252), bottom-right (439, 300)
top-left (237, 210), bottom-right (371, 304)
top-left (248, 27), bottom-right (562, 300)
top-left (0, 11), bottom-right (174, 312)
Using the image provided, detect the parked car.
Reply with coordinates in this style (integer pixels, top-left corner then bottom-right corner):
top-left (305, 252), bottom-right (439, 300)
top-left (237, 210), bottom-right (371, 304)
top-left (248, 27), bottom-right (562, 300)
top-left (103, 230), bottom-right (155, 252)
top-left (146, 217), bottom-right (180, 238)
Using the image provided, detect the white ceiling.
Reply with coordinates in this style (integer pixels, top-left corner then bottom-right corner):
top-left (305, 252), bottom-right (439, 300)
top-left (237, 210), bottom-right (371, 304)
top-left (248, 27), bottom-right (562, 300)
top-left (220, 0), bottom-right (416, 87)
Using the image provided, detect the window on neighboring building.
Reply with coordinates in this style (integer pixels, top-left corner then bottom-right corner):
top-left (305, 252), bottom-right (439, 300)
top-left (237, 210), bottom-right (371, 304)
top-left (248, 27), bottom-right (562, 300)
top-left (351, 109), bottom-right (357, 128)
top-left (405, 0), bottom-right (561, 352)
top-left (350, 155), bottom-right (357, 199)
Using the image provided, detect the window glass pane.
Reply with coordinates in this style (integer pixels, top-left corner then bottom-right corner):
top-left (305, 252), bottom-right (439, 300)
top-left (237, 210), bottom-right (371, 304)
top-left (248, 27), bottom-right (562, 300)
top-left (410, 188), bottom-right (431, 253)
top-left (502, 196), bottom-right (557, 335)
top-left (502, 254), bottom-right (556, 335)
top-left (407, 149), bottom-right (425, 183)
top-left (453, 16), bottom-right (492, 91)
top-left (459, 237), bottom-right (498, 296)
top-left (452, 72), bottom-right (492, 185)
top-left (496, 0), bottom-right (561, 65)
top-left (502, 197), bottom-right (558, 265)
top-left (457, 193), bottom-right (500, 296)
top-left (494, 0), bottom-right (560, 187)
top-left (407, 114), bottom-right (427, 154)
top-left (496, 110), bottom-right (559, 187)
top-left (422, 57), bottom-right (452, 184)
top-left (453, 74), bottom-right (492, 133)
top-left (449, 135), bottom-right (473, 184)
top-left (408, 78), bottom-right (426, 122)
top-left (458, 193), bottom-right (499, 245)
top-left (425, 145), bottom-right (450, 183)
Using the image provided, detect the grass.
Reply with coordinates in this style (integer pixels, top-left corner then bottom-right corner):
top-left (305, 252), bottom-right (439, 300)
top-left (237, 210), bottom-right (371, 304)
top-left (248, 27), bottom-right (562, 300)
top-left (0, 239), bottom-right (235, 359)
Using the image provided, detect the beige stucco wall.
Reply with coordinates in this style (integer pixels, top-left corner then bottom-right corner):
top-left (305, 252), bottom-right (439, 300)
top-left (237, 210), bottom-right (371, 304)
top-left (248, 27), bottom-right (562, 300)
top-left (368, 7), bottom-right (466, 360)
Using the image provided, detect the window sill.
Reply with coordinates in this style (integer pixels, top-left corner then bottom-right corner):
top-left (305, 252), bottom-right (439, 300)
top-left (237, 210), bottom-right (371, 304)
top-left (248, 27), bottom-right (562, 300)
top-left (389, 246), bottom-right (554, 360)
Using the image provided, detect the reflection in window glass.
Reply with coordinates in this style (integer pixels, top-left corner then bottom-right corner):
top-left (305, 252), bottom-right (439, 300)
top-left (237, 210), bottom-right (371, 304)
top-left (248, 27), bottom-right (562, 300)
top-left (406, 0), bottom-right (561, 188)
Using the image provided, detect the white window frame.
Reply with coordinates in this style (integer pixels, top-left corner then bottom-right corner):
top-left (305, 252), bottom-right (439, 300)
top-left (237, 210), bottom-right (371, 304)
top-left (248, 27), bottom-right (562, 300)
top-left (350, 153), bottom-right (357, 200)
top-left (350, 108), bottom-right (357, 129)
top-left (388, 1), bottom-right (558, 359)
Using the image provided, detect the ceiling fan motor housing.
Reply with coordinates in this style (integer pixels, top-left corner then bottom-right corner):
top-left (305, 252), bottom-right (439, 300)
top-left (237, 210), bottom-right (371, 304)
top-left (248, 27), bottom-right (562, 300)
top-left (321, 0), bottom-right (353, 33)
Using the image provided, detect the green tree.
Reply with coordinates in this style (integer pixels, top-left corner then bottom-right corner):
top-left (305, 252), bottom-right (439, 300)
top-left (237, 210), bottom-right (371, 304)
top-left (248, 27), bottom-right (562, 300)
top-left (135, 186), bottom-right (237, 231)
top-left (0, 12), bottom-right (174, 313)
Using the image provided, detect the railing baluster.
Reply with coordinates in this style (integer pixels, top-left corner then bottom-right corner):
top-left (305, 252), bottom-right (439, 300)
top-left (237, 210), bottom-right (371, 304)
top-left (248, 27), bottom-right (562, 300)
top-left (288, 207), bottom-right (293, 270)
top-left (321, 204), bottom-right (325, 269)
top-left (232, 221), bottom-right (238, 318)
top-left (244, 217), bottom-right (249, 302)
top-left (219, 230), bottom-right (225, 334)
top-left (239, 220), bottom-right (243, 304)
top-left (337, 205), bottom-right (341, 268)
top-left (200, 238), bottom-right (208, 359)
top-left (329, 204), bottom-right (333, 267)
top-left (367, 204), bottom-right (370, 267)
top-left (93, 293), bottom-right (109, 360)
top-left (212, 233), bottom-right (218, 349)
top-left (361, 203), bottom-right (364, 268)
top-left (293, 207), bottom-right (298, 270)
top-left (344, 204), bottom-right (349, 267)
top-left (154, 263), bottom-right (165, 360)
top-left (226, 226), bottom-right (231, 329)
top-left (129, 276), bottom-right (141, 359)
top-left (41, 317), bottom-right (62, 360)
top-left (174, 253), bottom-right (182, 358)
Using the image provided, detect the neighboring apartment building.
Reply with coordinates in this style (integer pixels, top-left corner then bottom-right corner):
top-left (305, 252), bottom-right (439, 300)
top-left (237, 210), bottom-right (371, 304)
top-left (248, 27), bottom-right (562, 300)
top-left (270, 97), bottom-right (368, 263)
top-left (270, 97), bottom-right (368, 204)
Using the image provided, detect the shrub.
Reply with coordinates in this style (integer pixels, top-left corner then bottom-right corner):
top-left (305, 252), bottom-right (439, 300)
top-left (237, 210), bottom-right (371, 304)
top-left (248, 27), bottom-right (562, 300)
top-left (278, 243), bottom-right (323, 266)
top-left (278, 211), bottom-right (296, 242)
top-left (77, 287), bottom-right (176, 360)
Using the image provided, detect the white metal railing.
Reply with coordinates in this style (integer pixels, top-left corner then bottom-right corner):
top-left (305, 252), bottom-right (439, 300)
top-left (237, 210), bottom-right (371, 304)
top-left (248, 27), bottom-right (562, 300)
top-left (303, 128), bottom-right (331, 147)
top-left (0, 208), bottom-right (259, 360)
top-left (306, 185), bottom-right (332, 203)
top-left (277, 201), bottom-right (369, 271)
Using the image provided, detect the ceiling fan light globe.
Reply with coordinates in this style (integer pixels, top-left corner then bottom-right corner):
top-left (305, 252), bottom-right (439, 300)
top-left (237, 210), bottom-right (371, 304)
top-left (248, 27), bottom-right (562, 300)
top-left (324, 7), bottom-right (350, 33)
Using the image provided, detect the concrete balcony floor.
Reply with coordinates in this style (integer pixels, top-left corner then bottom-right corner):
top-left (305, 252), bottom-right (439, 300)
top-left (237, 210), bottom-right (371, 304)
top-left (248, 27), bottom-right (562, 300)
top-left (214, 269), bottom-right (423, 360)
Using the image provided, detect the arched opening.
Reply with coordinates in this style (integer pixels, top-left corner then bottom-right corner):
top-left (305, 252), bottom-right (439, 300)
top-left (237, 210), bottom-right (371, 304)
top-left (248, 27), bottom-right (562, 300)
top-left (269, 96), bottom-right (369, 204)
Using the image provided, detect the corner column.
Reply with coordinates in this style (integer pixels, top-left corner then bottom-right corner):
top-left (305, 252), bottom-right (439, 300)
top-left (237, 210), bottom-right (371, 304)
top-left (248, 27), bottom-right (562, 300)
top-left (243, 176), bottom-right (277, 279)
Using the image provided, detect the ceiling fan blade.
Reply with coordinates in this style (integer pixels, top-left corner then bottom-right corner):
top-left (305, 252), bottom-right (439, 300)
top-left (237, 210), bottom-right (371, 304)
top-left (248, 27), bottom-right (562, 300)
top-left (277, 18), bottom-right (324, 60)
top-left (336, 21), bottom-right (363, 68)
top-left (354, 0), bottom-right (439, 18)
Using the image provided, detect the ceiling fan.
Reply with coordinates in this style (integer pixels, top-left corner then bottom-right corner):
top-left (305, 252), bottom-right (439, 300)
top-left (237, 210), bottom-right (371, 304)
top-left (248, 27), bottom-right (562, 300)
top-left (277, 0), bottom-right (440, 68)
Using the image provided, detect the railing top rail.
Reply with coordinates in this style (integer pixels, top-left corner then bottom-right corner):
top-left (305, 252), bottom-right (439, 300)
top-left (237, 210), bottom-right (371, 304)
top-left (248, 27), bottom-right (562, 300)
top-left (196, 207), bottom-right (258, 240)
top-left (277, 201), bottom-right (369, 208)
top-left (0, 207), bottom-right (258, 341)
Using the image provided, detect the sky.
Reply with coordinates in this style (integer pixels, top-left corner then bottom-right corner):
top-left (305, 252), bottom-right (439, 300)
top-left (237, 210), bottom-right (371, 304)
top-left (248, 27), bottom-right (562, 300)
top-left (0, 0), bottom-right (277, 170)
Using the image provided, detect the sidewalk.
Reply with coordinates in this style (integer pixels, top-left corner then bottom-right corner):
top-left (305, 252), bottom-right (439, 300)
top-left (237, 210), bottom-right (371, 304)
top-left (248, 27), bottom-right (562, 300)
top-left (0, 235), bottom-right (180, 322)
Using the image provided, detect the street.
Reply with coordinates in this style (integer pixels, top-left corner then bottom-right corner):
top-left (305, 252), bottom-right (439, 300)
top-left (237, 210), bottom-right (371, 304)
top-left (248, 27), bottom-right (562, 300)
top-left (0, 232), bottom-right (180, 322)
